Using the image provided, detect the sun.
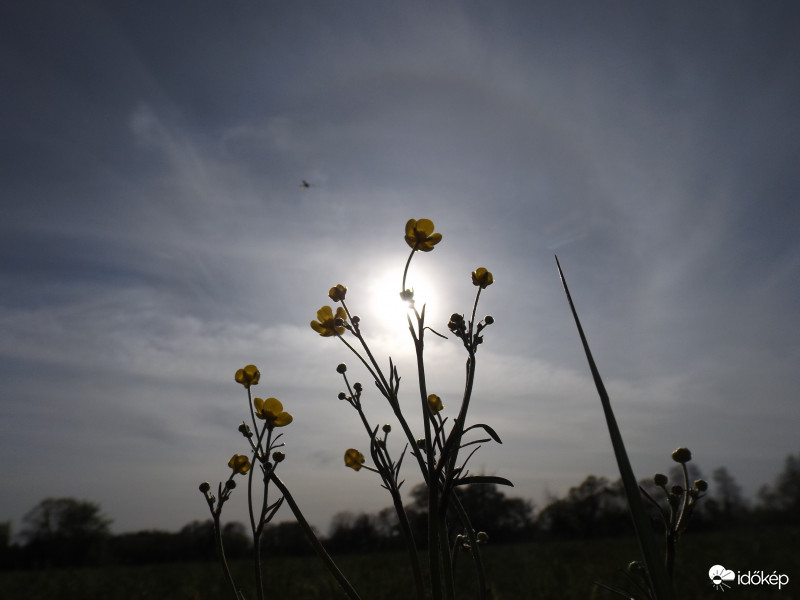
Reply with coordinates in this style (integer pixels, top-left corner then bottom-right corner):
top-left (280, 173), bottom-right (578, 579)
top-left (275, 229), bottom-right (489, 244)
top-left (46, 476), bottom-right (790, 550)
top-left (365, 266), bottom-right (439, 332)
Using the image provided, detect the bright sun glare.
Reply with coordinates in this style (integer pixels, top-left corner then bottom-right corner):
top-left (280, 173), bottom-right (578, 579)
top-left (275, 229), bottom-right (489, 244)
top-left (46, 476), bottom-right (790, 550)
top-left (366, 267), bottom-right (439, 332)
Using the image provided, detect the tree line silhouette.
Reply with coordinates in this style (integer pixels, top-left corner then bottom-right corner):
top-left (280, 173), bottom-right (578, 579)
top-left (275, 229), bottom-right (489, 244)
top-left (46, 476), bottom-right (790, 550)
top-left (2, 453), bottom-right (798, 570)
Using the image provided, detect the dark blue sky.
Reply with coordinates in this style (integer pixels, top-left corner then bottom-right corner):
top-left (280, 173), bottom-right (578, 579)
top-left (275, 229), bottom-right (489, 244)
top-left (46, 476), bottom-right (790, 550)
top-left (2, 1), bottom-right (799, 534)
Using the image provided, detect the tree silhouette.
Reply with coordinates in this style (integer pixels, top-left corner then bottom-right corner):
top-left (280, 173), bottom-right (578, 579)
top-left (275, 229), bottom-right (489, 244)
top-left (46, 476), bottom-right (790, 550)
top-left (536, 475), bottom-right (629, 539)
top-left (407, 482), bottom-right (535, 543)
top-left (704, 466), bottom-right (747, 522)
top-left (21, 498), bottom-right (111, 567)
top-left (757, 452), bottom-right (800, 522)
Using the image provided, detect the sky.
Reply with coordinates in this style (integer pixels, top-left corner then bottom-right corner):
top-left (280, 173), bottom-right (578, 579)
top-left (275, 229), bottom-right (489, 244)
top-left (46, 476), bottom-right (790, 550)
top-left (2, 1), bottom-right (799, 538)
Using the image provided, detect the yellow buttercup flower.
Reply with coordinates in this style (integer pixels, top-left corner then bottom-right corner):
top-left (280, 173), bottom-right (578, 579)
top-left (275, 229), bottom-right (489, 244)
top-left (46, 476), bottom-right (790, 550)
top-left (228, 454), bottom-right (251, 475)
top-left (344, 448), bottom-right (366, 471)
top-left (328, 284), bottom-right (347, 302)
top-left (235, 364), bottom-right (260, 388)
top-left (427, 394), bottom-right (444, 415)
top-left (471, 267), bottom-right (494, 289)
top-left (405, 218), bottom-right (442, 252)
top-left (310, 305), bottom-right (347, 336)
top-left (254, 397), bottom-right (293, 429)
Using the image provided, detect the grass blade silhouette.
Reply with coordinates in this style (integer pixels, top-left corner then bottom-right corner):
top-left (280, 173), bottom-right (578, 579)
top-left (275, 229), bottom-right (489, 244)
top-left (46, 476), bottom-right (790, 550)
top-left (555, 256), bottom-right (673, 600)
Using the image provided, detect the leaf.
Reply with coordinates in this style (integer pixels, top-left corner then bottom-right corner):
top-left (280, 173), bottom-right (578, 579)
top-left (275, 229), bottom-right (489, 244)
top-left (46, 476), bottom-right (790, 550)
top-left (463, 423), bottom-right (502, 444)
top-left (454, 475), bottom-right (514, 487)
top-left (556, 256), bottom-right (673, 600)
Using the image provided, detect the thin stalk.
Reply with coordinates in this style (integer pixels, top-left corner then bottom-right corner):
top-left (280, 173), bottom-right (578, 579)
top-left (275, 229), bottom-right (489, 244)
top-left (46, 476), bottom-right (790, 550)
top-left (212, 512), bottom-right (241, 600)
top-left (438, 510), bottom-right (455, 600)
top-left (450, 494), bottom-right (488, 600)
top-left (556, 256), bottom-right (673, 600)
top-left (337, 330), bottom-right (427, 479)
top-left (390, 486), bottom-right (426, 600)
top-left (269, 472), bottom-right (362, 600)
top-left (415, 328), bottom-right (443, 600)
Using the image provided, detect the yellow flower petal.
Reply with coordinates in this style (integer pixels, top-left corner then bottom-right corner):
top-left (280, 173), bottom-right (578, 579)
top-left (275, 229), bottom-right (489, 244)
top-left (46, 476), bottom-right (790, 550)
top-left (427, 394), bottom-right (444, 415)
top-left (471, 267), bottom-right (494, 289)
top-left (228, 454), bottom-right (251, 475)
top-left (344, 448), bottom-right (365, 471)
top-left (272, 412), bottom-right (293, 427)
top-left (404, 218), bottom-right (442, 252)
top-left (328, 284), bottom-right (347, 302)
top-left (235, 364), bottom-right (260, 388)
top-left (254, 397), bottom-right (293, 428)
top-left (310, 305), bottom-right (347, 337)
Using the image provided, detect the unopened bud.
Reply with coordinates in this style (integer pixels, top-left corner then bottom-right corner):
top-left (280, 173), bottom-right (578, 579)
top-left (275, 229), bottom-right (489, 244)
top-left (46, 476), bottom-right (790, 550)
top-left (199, 482), bottom-right (211, 493)
top-left (694, 479), bottom-right (708, 492)
top-left (653, 473), bottom-right (668, 487)
top-left (336, 363), bottom-right (347, 374)
top-left (671, 447), bottom-right (692, 463)
top-left (272, 451), bottom-right (285, 463)
top-left (238, 423), bottom-right (253, 438)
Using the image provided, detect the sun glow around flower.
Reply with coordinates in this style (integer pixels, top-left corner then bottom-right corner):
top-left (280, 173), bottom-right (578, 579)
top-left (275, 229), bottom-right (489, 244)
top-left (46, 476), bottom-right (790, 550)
top-left (366, 265), bottom-right (439, 328)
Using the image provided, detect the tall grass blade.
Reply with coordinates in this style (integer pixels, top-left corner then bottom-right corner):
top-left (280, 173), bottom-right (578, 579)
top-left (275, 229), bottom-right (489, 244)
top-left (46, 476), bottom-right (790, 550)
top-left (555, 256), bottom-right (673, 600)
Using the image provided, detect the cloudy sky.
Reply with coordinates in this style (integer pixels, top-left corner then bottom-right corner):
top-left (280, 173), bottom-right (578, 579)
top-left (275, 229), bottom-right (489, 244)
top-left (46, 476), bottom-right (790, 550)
top-left (2, 1), bottom-right (798, 537)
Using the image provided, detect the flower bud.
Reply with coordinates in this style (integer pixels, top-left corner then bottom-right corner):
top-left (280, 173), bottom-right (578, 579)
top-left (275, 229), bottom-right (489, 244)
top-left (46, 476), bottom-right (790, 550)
top-left (471, 267), bottom-right (494, 289)
top-left (671, 447), bottom-right (692, 463)
top-left (354, 382), bottom-right (363, 393)
top-left (653, 473), bottom-right (668, 487)
top-left (484, 315), bottom-right (494, 325)
top-left (670, 485), bottom-right (683, 496)
top-left (338, 392), bottom-right (347, 400)
top-left (627, 561), bottom-right (645, 575)
top-left (199, 482), bottom-right (211, 493)
top-left (336, 363), bottom-right (347, 374)
top-left (328, 284), bottom-right (347, 302)
top-left (427, 394), bottom-right (444, 415)
top-left (382, 424), bottom-right (392, 433)
top-left (476, 531), bottom-right (489, 544)
top-left (694, 479), bottom-right (708, 492)
top-left (238, 423), bottom-right (253, 438)
top-left (272, 451), bottom-right (286, 463)
top-left (225, 479), bottom-right (237, 490)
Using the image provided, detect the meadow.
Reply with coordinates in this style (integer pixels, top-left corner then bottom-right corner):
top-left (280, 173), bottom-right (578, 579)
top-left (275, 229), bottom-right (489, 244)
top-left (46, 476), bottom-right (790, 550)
top-left (1, 524), bottom-right (796, 599)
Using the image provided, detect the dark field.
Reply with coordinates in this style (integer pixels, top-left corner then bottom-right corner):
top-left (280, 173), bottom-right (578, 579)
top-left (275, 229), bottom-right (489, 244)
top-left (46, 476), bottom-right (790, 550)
top-left (1, 525), bottom-right (796, 599)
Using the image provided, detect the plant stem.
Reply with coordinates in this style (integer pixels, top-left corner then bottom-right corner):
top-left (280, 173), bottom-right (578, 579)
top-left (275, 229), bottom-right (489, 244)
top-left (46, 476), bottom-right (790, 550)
top-left (269, 472), bottom-right (362, 600)
top-left (212, 513), bottom-right (241, 600)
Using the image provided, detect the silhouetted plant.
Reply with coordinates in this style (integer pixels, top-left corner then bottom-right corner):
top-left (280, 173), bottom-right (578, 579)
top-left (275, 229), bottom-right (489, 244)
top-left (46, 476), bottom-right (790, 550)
top-left (197, 222), bottom-right (709, 600)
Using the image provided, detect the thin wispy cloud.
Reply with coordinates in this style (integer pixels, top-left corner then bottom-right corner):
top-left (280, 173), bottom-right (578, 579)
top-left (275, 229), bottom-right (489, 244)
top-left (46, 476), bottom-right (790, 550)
top-left (2, 1), bottom-right (798, 534)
